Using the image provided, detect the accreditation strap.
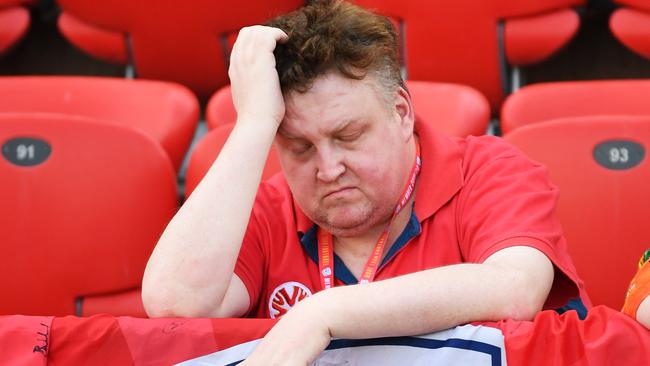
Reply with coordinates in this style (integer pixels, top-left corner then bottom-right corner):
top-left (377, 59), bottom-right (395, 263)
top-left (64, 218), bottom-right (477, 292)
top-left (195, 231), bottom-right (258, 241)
top-left (622, 248), bottom-right (650, 317)
top-left (317, 140), bottom-right (421, 290)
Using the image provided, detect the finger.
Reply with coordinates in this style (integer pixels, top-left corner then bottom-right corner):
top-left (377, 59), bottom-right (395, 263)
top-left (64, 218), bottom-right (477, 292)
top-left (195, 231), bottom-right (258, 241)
top-left (267, 27), bottom-right (289, 44)
top-left (241, 25), bottom-right (288, 45)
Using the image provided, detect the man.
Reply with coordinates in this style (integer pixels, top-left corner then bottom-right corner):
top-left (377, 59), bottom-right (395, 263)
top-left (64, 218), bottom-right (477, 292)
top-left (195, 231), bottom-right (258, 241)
top-left (142, 1), bottom-right (587, 364)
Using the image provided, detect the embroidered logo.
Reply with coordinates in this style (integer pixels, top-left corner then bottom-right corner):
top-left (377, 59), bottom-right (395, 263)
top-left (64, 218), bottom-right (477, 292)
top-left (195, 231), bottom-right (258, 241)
top-left (268, 281), bottom-right (312, 319)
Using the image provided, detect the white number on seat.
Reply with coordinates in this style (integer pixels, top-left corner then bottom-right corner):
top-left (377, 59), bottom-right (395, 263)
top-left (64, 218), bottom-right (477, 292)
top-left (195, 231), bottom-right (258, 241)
top-left (609, 147), bottom-right (629, 164)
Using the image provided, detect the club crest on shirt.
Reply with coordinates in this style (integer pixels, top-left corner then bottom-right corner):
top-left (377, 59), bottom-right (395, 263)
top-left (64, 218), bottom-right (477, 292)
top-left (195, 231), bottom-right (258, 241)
top-left (268, 281), bottom-right (312, 319)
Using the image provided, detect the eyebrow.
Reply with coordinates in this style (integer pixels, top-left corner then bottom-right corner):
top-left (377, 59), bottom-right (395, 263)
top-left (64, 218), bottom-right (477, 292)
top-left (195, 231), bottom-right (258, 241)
top-left (278, 119), bottom-right (362, 140)
top-left (330, 119), bottom-right (358, 135)
top-left (276, 126), bottom-right (300, 140)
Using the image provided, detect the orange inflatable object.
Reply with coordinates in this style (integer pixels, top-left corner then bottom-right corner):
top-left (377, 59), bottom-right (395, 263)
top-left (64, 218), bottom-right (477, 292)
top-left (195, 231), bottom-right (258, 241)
top-left (622, 249), bottom-right (650, 318)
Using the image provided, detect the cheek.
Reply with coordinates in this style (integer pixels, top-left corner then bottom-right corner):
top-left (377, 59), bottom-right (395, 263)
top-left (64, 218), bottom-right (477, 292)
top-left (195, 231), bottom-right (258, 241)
top-left (348, 157), bottom-right (394, 193)
top-left (351, 147), bottom-right (407, 199)
top-left (280, 160), bottom-right (317, 199)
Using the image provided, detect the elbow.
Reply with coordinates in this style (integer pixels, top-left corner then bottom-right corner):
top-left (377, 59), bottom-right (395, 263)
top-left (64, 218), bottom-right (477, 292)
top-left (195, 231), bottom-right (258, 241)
top-left (141, 281), bottom-right (225, 318)
top-left (504, 294), bottom-right (544, 321)
top-left (141, 282), bottom-right (178, 318)
top-left (141, 273), bottom-right (194, 318)
top-left (501, 269), bottom-right (553, 321)
top-left (141, 286), bottom-right (206, 318)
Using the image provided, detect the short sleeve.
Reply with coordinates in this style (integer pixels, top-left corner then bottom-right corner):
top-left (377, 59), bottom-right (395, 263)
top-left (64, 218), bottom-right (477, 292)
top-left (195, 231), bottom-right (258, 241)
top-left (234, 204), bottom-right (268, 316)
top-left (457, 138), bottom-right (582, 309)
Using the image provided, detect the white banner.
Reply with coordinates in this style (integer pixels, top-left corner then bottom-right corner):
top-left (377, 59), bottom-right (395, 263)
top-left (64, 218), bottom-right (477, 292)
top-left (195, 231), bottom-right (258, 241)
top-left (177, 324), bottom-right (506, 366)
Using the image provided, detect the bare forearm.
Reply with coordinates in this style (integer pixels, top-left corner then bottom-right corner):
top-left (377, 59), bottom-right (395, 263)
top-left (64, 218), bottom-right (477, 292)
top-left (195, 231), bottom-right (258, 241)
top-left (142, 121), bottom-right (276, 316)
top-left (304, 249), bottom-right (553, 339)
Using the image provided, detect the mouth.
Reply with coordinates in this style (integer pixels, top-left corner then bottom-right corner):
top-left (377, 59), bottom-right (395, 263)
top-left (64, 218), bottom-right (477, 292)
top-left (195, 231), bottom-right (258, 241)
top-left (323, 187), bottom-right (357, 200)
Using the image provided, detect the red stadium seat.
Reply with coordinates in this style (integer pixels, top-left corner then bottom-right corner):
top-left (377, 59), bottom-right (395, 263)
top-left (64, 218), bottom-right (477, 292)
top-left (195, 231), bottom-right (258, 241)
top-left (610, 0), bottom-right (650, 60)
top-left (353, 0), bottom-right (584, 111)
top-left (0, 113), bottom-right (179, 316)
top-left (184, 123), bottom-right (282, 199)
top-left (504, 115), bottom-right (650, 309)
top-left (0, 76), bottom-right (199, 172)
top-left (206, 86), bottom-right (237, 130)
top-left (56, 0), bottom-right (304, 99)
top-left (0, 4), bottom-right (29, 56)
top-left (207, 81), bottom-right (490, 137)
top-left (501, 80), bottom-right (650, 134)
top-left (504, 9), bottom-right (580, 66)
top-left (58, 12), bottom-right (128, 64)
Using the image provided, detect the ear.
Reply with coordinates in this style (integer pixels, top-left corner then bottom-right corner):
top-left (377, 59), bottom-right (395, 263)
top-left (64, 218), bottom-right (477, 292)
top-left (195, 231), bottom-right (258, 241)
top-left (394, 86), bottom-right (415, 141)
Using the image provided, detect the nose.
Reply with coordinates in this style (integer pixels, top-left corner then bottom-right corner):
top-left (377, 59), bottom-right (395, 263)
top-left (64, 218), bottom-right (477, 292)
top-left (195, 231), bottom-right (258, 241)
top-left (315, 144), bottom-right (345, 183)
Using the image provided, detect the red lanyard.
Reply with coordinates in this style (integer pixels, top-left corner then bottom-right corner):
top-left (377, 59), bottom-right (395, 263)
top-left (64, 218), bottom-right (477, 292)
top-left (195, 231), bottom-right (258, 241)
top-left (317, 140), bottom-right (421, 290)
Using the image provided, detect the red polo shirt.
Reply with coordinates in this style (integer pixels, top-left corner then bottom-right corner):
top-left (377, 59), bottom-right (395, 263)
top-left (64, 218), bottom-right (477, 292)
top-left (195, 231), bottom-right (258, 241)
top-left (235, 120), bottom-right (588, 319)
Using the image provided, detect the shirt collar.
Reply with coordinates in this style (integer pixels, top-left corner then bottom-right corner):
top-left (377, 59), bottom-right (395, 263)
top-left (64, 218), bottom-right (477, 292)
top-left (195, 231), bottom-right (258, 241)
top-left (412, 117), bottom-right (465, 222)
top-left (294, 118), bottom-right (465, 233)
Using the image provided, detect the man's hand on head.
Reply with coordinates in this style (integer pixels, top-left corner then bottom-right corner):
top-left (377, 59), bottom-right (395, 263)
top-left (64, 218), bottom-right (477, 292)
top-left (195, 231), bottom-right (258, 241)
top-left (229, 25), bottom-right (288, 128)
top-left (142, 25), bottom-right (288, 319)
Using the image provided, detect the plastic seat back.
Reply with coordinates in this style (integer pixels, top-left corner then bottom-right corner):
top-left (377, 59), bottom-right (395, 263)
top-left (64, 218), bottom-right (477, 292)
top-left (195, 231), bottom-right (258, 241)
top-left (0, 113), bottom-right (178, 316)
top-left (353, 0), bottom-right (583, 111)
top-left (504, 115), bottom-right (650, 309)
top-left (0, 76), bottom-right (199, 171)
top-left (56, 0), bottom-right (304, 99)
top-left (501, 80), bottom-right (650, 134)
top-left (0, 3), bottom-right (29, 56)
top-left (610, 0), bottom-right (650, 60)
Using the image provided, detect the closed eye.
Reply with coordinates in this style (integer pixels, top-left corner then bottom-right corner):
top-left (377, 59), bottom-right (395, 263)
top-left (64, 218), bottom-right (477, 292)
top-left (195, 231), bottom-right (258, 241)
top-left (336, 129), bottom-right (363, 143)
top-left (289, 140), bottom-right (313, 155)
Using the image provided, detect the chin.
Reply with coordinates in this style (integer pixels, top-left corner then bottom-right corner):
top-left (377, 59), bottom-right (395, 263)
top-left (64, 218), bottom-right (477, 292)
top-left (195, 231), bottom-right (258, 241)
top-left (315, 204), bottom-right (384, 238)
top-left (324, 220), bottom-right (373, 238)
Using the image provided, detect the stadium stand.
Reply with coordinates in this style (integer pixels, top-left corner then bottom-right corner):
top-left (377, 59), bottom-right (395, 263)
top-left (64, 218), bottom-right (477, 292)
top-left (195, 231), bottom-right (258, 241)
top-left (610, 0), bottom-right (650, 60)
top-left (207, 80), bottom-right (491, 137)
top-left (53, 0), bottom-right (585, 113)
top-left (500, 80), bottom-right (650, 134)
top-left (0, 76), bottom-right (199, 172)
top-left (504, 115), bottom-right (650, 309)
top-left (353, 0), bottom-right (585, 112)
top-left (0, 0), bottom-right (31, 56)
top-left (0, 113), bottom-right (178, 316)
top-left (55, 0), bottom-right (304, 99)
top-left (1, 0), bottom-right (650, 362)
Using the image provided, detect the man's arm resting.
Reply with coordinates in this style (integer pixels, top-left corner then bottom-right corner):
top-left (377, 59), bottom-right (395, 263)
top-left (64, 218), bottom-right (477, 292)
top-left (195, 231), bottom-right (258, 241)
top-left (242, 246), bottom-right (554, 365)
top-left (305, 245), bottom-right (553, 339)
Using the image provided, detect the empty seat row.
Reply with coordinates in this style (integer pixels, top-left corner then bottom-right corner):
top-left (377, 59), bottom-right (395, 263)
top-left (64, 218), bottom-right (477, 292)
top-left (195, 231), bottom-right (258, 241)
top-left (0, 76), bottom-right (199, 172)
top-left (5, 1), bottom-right (650, 135)
top-left (51, 0), bottom-right (585, 111)
top-left (44, 0), bottom-right (650, 112)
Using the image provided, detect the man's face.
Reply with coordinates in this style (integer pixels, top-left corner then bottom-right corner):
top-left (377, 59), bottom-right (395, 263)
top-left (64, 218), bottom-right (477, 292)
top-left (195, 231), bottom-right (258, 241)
top-left (276, 72), bottom-right (415, 238)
